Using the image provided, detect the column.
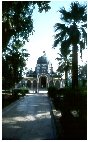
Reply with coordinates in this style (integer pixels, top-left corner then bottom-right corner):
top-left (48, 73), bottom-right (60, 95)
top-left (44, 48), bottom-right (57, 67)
top-left (37, 75), bottom-right (39, 93)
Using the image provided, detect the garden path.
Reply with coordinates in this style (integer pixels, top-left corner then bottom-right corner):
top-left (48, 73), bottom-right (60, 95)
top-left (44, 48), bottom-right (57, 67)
top-left (2, 93), bottom-right (56, 140)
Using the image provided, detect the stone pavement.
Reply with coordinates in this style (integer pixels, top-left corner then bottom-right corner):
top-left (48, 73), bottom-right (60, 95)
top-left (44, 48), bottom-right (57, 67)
top-left (2, 93), bottom-right (56, 140)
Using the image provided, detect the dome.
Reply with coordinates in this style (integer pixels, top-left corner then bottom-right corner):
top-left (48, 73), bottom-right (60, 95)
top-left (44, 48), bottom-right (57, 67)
top-left (37, 56), bottom-right (47, 64)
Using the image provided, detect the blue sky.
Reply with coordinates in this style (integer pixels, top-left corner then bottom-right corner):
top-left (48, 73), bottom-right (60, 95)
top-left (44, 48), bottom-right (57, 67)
top-left (24, 1), bottom-right (87, 72)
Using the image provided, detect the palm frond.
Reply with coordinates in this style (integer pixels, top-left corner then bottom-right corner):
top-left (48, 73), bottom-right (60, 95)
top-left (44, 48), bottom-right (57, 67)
top-left (59, 7), bottom-right (71, 22)
top-left (82, 23), bottom-right (87, 28)
top-left (71, 2), bottom-right (87, 22)
top-left (56, 57), bottom-right (63, 61)
top-left (59, 2), bottom-right (87, 23)
top-left (57, 52), bottom-right (63, 58)
top-left (54, 33), bottom-right (61, 40)
top-left (54, 31), bottom-right (64, 42)
top-left (61, 38), bottom-right (71, 57)
top-left (81, 27), bottom-right (87, 45)
top-left (82, 13), bottom-right (87, 22)
top-left (54, 29), bottom-right (69, 46)
top-left (53, 38), bottom-right (60, 47)
top-left (54, 23), bottom-right (66, 32)
top-left (79, 40), bottom-right (85, 58)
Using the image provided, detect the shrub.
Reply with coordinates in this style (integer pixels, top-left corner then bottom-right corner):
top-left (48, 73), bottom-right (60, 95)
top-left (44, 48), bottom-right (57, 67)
top-left (2, 94), bottom-right (19, 108)
top-left (56, 87), bottom-right (87, 119)
top-left (12, 87), bottom-right (29, 96)
top-left (48, 86), bottom-right (58, 99)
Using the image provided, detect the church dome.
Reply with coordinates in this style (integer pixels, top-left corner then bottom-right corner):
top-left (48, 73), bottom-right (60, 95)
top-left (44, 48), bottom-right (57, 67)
top-left (37, 56), bottom-right (47, 64)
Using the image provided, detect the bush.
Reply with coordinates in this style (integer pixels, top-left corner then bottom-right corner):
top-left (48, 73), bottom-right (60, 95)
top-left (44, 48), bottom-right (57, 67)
top-left (2, 94), bottom-right (19, 108)
top-left (48, 86), bottom-right (87, 120)
top-left (48, 87), bottom-right (87, 140)
top-left (12, 87), bottom-right (29, 96)
top-left (48, 86), bottom-right (61, 110)
top-left (48, 86), bottom-right (58, 99)
top-left (55, 87), bottom-right (87, 119)
top-left (2, 87), bottom-right (29, 108)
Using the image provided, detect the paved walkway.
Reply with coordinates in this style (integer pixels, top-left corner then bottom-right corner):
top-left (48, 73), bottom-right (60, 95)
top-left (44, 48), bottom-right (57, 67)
top-left (2, 93), bottom-right (56, 140)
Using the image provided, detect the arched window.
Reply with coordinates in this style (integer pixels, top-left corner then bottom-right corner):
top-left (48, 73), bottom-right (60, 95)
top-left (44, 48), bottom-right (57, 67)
top-left (49, 80), bottom-right (54, 87)
top-left (27, 80), bottom-right (31, 88)
top-left (55, 80), bottom-right (60, 88)
top-left (39, 76), bottom-right (47, 88)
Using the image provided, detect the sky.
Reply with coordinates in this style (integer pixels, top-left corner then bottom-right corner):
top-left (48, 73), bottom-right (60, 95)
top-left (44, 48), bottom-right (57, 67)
top-left (24, 0), bottom-right (87, 72)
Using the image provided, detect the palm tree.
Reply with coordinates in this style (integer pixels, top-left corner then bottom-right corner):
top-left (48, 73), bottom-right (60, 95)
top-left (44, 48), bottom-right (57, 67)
top-left (53, 2), bottom-right (87, 89)
top-left (56, 53), bottom-right (72, 87)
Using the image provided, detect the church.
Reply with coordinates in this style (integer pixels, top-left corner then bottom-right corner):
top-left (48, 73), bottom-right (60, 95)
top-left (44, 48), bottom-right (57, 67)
top-left (21, 52), bottom-right (65, 92)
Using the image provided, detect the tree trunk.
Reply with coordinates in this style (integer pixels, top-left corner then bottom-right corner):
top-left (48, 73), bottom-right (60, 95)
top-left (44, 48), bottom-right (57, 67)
top-left (72, 45), bottom-right (78, 89)
top-left (65, 69), bottom-right (68, 87)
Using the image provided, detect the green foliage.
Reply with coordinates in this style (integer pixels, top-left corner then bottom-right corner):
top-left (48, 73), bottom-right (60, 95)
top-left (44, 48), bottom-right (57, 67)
top-left (2, 87), bottom-right (29, 108)
top-left (78, 64), bottom-right (87, 80)
top-left (2, 1), bottom-right (51, 50)
top-left (78, 64), bottom-right (87, 87)
top-left (48, 86), bottom-right (87, 120)
top-left (12, 87), bottom-right (29, 96)
top-left (2, 43), bottom-right (29, 89)
top-left (53, 2), bottom-right (87, 88)
top-left (60, 87), bottom-right (87, 121)
top-left (48, 86), bottom-right (58, 99)
top-left (2, 1), bottom-right (51, 89)
top-left (56, 53), bottom-right (72, 87)
top-left (59, 2), bottom-right (87, 23)
top-left (2, 94), bottom-right (19, 108)
top-left (33, 1), bottom-right (51, 13)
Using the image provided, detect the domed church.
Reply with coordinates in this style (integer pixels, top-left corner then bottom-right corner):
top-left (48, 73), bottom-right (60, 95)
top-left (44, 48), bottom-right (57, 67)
top-left (22, 51), bottom-right (65, 92)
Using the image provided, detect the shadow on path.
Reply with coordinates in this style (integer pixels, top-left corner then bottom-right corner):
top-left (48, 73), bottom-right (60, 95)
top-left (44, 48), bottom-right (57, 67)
top-left (2, 93), bottom-right (56, 140)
